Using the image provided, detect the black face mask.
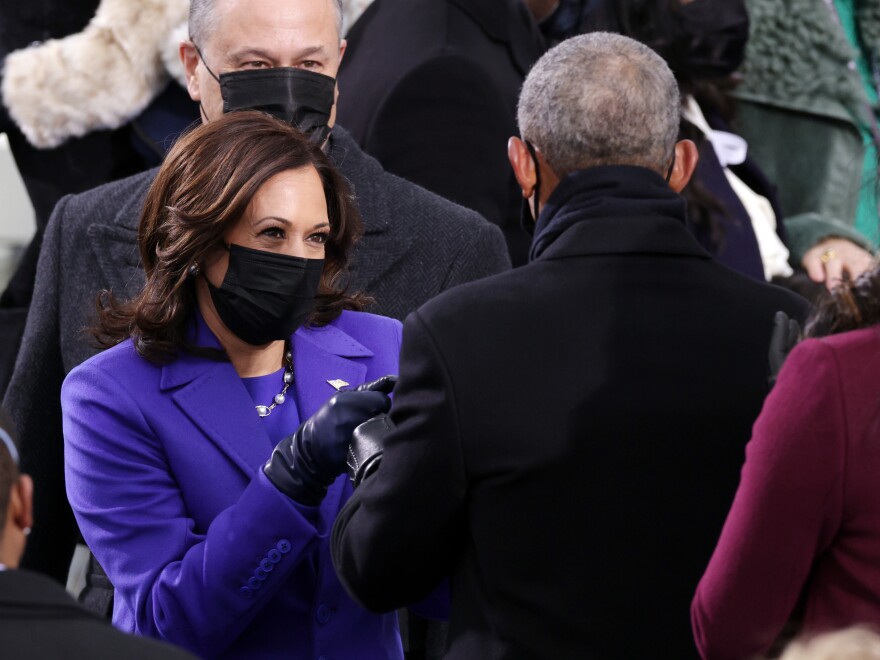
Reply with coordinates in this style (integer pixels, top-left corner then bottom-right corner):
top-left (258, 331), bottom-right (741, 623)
top-left (208, 244), bottom-right (324, 346)
top-left (197, 47), bottom-right (336, 144)
top-left (668, 0), bottom-right (750, 80)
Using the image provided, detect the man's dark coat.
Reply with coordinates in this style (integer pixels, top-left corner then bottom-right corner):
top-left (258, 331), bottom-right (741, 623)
top-left (333, 166), bottom-right (812, 659)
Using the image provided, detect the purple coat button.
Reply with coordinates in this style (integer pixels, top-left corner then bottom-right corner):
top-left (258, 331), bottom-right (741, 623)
top-left (315, 604), bottom-right (332, 624)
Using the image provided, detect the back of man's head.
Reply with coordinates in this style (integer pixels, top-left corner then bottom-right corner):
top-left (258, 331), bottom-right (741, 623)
top-left (517, 32), bottom-right (681, 177)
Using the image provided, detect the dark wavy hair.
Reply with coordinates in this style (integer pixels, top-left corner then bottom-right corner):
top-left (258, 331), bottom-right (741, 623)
top-left (805, 263), bottom-right (880, 338)
top-left (92, 111), bottom-right (368, 363)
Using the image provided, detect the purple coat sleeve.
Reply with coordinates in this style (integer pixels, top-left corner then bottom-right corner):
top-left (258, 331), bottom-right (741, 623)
top-left (691, 339), bottom-right (846, 660)
top-left (62, 361), bottom-right (328, 657)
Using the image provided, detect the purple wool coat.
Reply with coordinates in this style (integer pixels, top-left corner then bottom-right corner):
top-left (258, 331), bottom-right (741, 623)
top-left (61, 310), bottom-right (404, 659)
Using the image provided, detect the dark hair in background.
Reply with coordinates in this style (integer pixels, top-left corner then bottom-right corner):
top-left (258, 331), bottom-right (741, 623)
top-left (804, 263), bottom-right (880, 338)
top-left (0, 408), bottom-right (20, 531)
top-left (579, 0), bottom-right (737, 248)
top-left (92, 111), bottom-right (368, 363)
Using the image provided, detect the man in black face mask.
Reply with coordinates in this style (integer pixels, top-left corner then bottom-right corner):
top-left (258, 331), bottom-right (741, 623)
top-left (3, 0), bottom-right (510, 616)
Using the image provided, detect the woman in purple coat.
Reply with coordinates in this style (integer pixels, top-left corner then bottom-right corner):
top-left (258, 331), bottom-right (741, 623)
top-left (692, 266), bottom-right (880, 659)
top-left (61, 112), bottom-right (407, 659)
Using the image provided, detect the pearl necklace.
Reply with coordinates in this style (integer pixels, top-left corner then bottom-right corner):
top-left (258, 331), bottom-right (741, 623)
top-left (256, 346), bottom-right (294, 418)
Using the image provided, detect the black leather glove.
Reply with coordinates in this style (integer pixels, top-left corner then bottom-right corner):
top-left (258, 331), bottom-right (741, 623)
top-left (768, 310), bottom-right (802, 386)
top-left (263, 376), bottom-right (396, 505)
top-left (347, 413), bottom-right (395, 487)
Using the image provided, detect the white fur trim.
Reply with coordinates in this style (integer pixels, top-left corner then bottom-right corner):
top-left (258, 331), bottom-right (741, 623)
top-left (342, 0), bottom-right (375, 34)
top-left (162, 21), bottom-right (191, 89)
top-left (1, 0), bottom-right (190, 149)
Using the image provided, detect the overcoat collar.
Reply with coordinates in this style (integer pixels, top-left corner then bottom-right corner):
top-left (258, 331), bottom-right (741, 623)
top-left (531, 165), bottom-right (714, 263)
top-left (159, 313), bottom-right (371, 479)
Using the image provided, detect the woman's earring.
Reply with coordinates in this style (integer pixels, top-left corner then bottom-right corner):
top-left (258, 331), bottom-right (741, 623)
top-left (188, 263), bottom-right (200, 278)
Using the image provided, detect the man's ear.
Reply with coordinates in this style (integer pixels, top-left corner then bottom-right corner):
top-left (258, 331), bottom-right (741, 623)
top-left (180, 40), bottom-right (202, 103)
top-left (10, 475), bottom-right (33, 533)
top-left (667, 139), bottom-right (699, 193)
top-left (338, 38), bottom-right (347, 65)
top-left (508, 136), bottom-right (537, 199)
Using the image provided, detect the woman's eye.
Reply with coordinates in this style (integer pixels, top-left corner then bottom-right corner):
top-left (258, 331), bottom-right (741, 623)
top-left (308, 232), bottom-right (329, 245)
top-left (260, 227), bottom-right (285, 239)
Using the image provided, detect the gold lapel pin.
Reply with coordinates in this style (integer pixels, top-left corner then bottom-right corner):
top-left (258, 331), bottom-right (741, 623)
top-left (327, 379), bottom-right (350, 391)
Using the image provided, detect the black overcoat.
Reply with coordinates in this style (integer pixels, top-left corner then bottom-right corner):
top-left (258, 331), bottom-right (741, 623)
top-left (333, 166), bottom-right (812, 659)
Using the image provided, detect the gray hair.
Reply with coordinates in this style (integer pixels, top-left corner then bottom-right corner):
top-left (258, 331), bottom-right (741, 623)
top-left (517, 32), bottom-right (681, 177)
top-left (190, 0), bottom-right (344, 47)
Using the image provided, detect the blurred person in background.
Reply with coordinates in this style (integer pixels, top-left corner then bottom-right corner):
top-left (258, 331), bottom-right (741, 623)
top-left (337, 0), bottom-right (546, 265)
top-left (734, 0), bottom-right (878, 290)
top-left (0, 408), bottom-right (195, 659)
top-left (780, 627), bottom-right (880, 660)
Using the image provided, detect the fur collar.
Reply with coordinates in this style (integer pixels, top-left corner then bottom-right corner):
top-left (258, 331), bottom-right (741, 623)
top-left (737, 0), bottom-right (880, 122)
top-left (1, 0), bottom-right (189, 149)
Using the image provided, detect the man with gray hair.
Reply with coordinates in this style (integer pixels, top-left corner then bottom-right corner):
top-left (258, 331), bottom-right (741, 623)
top-left (331, 32), bottom-right (810, 658)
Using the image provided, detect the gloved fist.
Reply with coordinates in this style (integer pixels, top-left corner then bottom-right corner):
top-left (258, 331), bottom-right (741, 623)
top-left (263, 376), bottom-right (396, 505)
top-left (347, 413), bottom-right (395, 487)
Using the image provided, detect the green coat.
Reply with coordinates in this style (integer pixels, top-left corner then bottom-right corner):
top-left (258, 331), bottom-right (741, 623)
top-left (735, 0), bottom-right (880, 262)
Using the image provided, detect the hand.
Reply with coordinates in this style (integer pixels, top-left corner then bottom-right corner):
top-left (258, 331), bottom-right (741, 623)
top-left (768, 311), bottom-right (801, 386)
top-left (802, 238), bottom-right (874, 290)
top-left (263, 376), bottom-right (395, 505)
top-left (347, 413), bottom-right (395, 487)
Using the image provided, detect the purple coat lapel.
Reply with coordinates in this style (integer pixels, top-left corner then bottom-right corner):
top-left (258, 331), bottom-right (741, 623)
top-left (158, 314), bottom-right (374, 480)
top-left (293, 323), bottom-right (373, 417)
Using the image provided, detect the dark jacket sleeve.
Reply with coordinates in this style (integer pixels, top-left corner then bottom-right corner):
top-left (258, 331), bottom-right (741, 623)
top-left (332, 310), bottom-right (466, 612)
top-left (3, 194), bottom-right (79, 582)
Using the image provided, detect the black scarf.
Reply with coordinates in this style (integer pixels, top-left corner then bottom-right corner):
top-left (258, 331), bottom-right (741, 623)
top-left (529, 165), bottom-right (688, 261)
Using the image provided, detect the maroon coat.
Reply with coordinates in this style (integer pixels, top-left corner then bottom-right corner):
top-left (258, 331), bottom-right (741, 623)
top-left (692, 326), bottom-right (880, 659)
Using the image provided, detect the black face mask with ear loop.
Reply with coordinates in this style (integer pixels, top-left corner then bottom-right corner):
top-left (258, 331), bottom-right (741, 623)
top-left (665, 151), bottom-right (676, 184)
top-left (195, 45), bottom-right (336, 144)
top-left (208, 244), bottom-right (325, 346)
top-left (521, 140), bottom-right (542, 237)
